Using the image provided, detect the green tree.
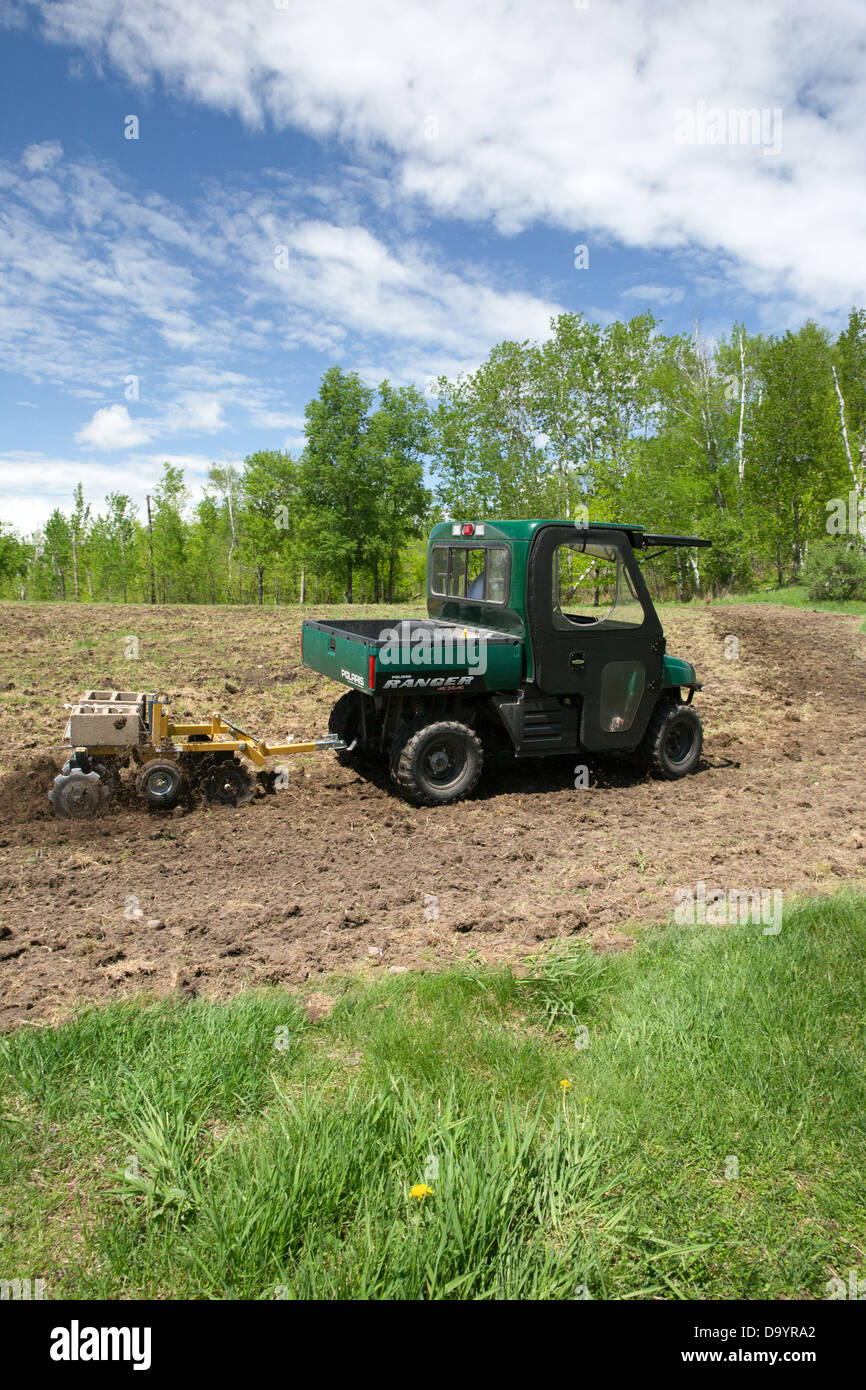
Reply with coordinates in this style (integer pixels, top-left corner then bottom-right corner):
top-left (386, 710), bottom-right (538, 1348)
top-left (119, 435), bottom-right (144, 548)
top-left (367, 382), bottom-right (432, 600)
top-left (748, 324), bottom-right (845, 584)
top-left (69, 483), bottom-right (91, 600)
top-left (832, 307), bottom-right (866, 539)
top-left (0, 524), bottom-right (26, 596)
top-left (152, 464), bottom-right (189, 602)
top-left (43, 509), bottom-right (73, 599)
top-left (91, 493), bottom-right (137, 602)
top-left (240, 450), bottom-right (298, 604)
top-left (207, 464), bottom-right (243, 600)
top-left (299, 367), bottom-right (377, 603)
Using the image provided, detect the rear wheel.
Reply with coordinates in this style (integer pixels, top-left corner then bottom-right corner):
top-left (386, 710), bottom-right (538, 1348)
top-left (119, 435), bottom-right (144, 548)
top-left (640, 699), bottom-right (703, 779)
top-left (389, 719), bottom-right (483, 806)
top-left (329, 690), bottom-right (376, 766)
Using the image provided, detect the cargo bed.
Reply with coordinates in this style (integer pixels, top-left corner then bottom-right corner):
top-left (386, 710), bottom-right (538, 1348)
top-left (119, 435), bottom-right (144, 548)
top-left (301, 617), bottom-right (524, 694)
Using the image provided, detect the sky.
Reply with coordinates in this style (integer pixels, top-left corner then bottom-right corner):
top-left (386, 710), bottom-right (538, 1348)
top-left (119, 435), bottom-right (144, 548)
top-left (1, 0), bottom-right (865, 532)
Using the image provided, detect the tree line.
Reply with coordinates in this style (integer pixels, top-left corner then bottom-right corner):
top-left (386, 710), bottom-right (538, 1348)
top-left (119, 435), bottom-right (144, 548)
top-left (2, 307), bottom-right (864, 605)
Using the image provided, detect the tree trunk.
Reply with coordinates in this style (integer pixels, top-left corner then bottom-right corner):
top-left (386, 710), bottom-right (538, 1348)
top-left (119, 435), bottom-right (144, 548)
top-left (688, 550), bottom-right (701, 595)
top-left (299, 564), bottom-right (306, 605)
top-left (832, 364), bottom-right (859, 491)
top-left (347, 556), bottom-right (353, 604)
top-left (146, 495), bottom-right (156, 604)
top-left (226, 489), bottom-right (237, 596)
top-left (257, 565), bottom-right (264, 604)
top-left (737, 329), bottom-right (747, 485)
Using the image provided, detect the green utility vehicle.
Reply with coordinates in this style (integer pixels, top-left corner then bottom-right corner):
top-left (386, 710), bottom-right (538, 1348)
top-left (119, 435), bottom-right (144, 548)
top-left (302, 519), bottom-right (710, 805)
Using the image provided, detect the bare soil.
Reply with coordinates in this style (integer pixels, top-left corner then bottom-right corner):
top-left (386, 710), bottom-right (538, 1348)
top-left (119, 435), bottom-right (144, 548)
top-left (1, 600), bottom-right (864, 1029)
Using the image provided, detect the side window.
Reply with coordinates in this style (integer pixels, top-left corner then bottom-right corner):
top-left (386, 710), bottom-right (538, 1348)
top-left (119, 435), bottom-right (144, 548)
top-left (552, 541), bottom-right (645, 629)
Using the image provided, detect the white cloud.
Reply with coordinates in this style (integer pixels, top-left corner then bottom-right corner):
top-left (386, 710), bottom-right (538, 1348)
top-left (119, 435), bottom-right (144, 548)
top-left (163, 393), bottom-right (226, 434)
top-left (21, 141), bottom-right (63, 173)
top-left (75, 404), bottom-right (151, 450)
top-left (619, 284), bottom-right (686, 306)
top-left (0, 147), bottom-right (566, 422)
top-left (252, 410), bottom-right (307, 430)
top-left (0, 450), bottom-right (240, 530)
top-left (32, 0), bottom-right (866, 317)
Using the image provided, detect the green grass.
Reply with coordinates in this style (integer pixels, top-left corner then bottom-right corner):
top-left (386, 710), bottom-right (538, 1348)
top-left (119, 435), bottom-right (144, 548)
top-left (2, 891), bottom-right (865, 1300)
top-left (714, 583), bottom-right (866, 624)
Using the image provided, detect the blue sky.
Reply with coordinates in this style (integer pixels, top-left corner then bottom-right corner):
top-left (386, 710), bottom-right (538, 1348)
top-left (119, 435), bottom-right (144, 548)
top-left (1, 0), bottom-right (865, 531)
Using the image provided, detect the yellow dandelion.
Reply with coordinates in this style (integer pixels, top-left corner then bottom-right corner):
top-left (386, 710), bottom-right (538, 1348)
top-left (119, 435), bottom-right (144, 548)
top-left (560, 1079), bottom-right (572, 1090)
top-left (410, 1183), bottom-right (433, 1201)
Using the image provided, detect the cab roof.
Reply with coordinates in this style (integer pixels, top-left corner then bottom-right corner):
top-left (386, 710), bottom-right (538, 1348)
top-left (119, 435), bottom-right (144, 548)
top-left (429, 520), bottom-right (710, 549)
top-left (429, 519), bottom-right (646, 543)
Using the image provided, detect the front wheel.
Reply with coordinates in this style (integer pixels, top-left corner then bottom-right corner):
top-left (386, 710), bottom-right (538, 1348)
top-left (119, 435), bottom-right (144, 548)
top-left (137, 759), bottom-right (183, 808)
top-left (639, 700), bottom-right (703, 779)
top-left (389, 719), bottom-right (482, 806)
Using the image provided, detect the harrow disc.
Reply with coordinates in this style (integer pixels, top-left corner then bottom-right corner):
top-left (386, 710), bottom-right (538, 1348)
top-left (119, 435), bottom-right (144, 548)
top-left (48, 768), bottom-right (109, 818)
top-left (199, 758), bottom-right (255, 807)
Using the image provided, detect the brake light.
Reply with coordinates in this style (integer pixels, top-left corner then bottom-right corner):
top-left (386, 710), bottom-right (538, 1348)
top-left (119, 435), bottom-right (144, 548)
top-left (461, 523), bottom-right (474, 536)
top-left (368, 653), bottom-right (376, 690)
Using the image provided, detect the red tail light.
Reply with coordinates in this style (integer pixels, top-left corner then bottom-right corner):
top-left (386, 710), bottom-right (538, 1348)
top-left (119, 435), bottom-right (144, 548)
top-left (461, 523), bottom-right (474, 536)
top-left (368, 653), bottom-right (376, 690)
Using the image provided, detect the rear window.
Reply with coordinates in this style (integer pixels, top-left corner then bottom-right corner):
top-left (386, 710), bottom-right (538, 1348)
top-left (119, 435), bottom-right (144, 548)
top-left (430, 545), bottom-right (509, 604)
